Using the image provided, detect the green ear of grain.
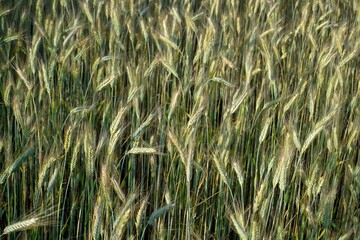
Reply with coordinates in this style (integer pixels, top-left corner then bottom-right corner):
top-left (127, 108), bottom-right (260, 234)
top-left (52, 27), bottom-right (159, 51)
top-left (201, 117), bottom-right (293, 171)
top-left (147, 203), bottom-right (175, 226)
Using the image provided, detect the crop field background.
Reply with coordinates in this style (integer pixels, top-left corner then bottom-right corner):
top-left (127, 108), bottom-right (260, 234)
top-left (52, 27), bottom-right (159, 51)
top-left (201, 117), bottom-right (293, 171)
top-left (0, 0), bottom-right (359, 239)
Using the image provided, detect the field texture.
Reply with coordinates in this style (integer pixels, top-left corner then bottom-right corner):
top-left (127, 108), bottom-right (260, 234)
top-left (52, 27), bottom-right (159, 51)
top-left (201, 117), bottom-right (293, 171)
top-left (0, 0), bottom-right (359, 239)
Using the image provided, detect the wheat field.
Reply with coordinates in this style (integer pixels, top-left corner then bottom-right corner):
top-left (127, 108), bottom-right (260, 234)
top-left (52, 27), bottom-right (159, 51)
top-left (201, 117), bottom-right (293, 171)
top-left (0, 0), bottom-right (359, 239)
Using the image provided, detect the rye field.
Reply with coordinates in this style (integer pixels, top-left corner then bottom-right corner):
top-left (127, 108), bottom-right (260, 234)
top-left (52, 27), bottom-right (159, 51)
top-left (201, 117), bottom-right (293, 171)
top-left (0, 0), bottom-right (359, 239)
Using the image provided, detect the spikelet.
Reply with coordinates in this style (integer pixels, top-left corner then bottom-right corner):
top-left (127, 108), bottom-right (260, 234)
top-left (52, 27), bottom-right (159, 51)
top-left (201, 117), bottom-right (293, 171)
top-left (221, 56), bottom-right (237, 69)
top-left (260, 194), bottom-right (271, 220)
top-left (110, 177), bottom-right (125, 202)
top-left (110, 105), bottom-right (129, 134)
top-left (14, 64), bottom-right (33, 91)
top-left (126, 147), bottom-right (157, 155)
top-left (38, 155), bottom-right (57, 190)
top-left (70, 139), bottom-right (81, 175)
top-left (253, 179), bottom-right (267, 213)
top-left (273, 133), bottom-right (294, 191)
top-left (232, 161), bottom-right (244, 187)
top-left (81, 2), bottom-right (94, 25)
top-left (113, 208), bottom-right (131, 239)
top-left (96, 74), bottom-right (117, 92)
top-left (308, 90), bottom-right (315, 121)
top-left (259, 116), bottom-right (272, 144)
top-left (3, 218), bottom-right (39, 234)
top-left (301, 126), bottom-right (324, 155)
top-left (100, 164), bottom-right (111, 206)
top-left (112, 193), bottom-right (137, 237)
top-left (160, 58), bottom-right (179, 79)
top-left (212, 153), bottom-right (231, 189)
top-left (168, 90), bottom-right (180, 120)
top-left (346, 127), bottom-right (358, 152)
top-left (140, 19), bottom-right (148, 42)
top-left (12, 97), bottom-right (23, 127)
top-left (251, 220), bottom-right (260, 240)
top-left (314, 107), bottom-right (339, 129)
top-left (184, 11), bottom-right (197, 33)
top-left (0, 168), bottom-right (10, 184)
top-left (187, 105), bottom-right (205, 130)
top-left (338, 231), bottom-right (353, 240)
top-left (132, 113), bottom-right (155, 139)
top-left (291, 126), bottom-right (302, 151)
top-left (95, 130), bottom-right (108, 158)
top-left (339, 44), bottom-right (359, 67)
top-left (64, 125), bottom-right (73, 154)
top-left (3, 81), bottom-right (13, 107)
top-left (284, 93), bottom-right (299, 113)
top-left (280, 138), bottom-right (295, 191)
top-left (144, 58), bottom-right (159, 77)
top-left (108, 126), bottom-right (124, 156)
top-left (40, 61), bottom-right (51, 100)
top-left (306, 164), bottom-right (319, 198)
top-left (186, 142), bottom-right (194, 183)
top-left (231, 87), bottom-right (253, 114)
top-left (210, 77), bottom-right (233, 88)
top-left (92, 195), bottom-right (103, 240)
top-left (165, 184), bottom-right (172, 204)
top-left (84, 128), bottom-right (95, 177)
top-left (158, 33), bottom-right (180, 51)
top-left (167, 130), bottom-right (186, 166)
top-left (30, 33), bottom-right (42, 75)
top-left (135, 195), bottom-right (149, 233)
top-left (228, 211), bottom-right (247, 240)
top-left (46, 166), bottom-right (59, 195)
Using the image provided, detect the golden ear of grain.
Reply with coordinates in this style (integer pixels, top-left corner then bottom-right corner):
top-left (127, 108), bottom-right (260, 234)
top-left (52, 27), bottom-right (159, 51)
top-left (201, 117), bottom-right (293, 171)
top-left (100, 164), bottom-right (111, 206)
top-left (126, 147), bottom-right (157, 155)
top-left (70, 139), bottom-right (81, 175)
top-left (272, 133), bottom-right (295, 191)
top-left (135, 195), bottom-right (149, 232)
top-left (84, 130), bottom-right (95, 178)
top-left (96, 74), bottom-right (117, 92)
top-left (168, 90), bottom-right (180, 120)
top-left (231, 87), bottom-right (253, 114)
top-left (108, 127), bottom-right (125, 156)
top-left (158, 33), bottom-right (180, 51)
top-left (92, 195), bottom-right (103, 240)
top-left (46, 166), bottom-right (59, 195)
top-left (212, 153), bottom-right (231, 189)
top-left (160, 58), bottom-right (179, 79)
top-left (113, 208), bottom-right (131, 239)
top-left (301, 126), bottom-right (324, 155)
top-left (132, 113), bottom-right (155, 139)
top-left (110, 105), bottom-right (129, 134)
top-left (259, 116), bottom-right (272, 144)
top-left (64, 125), bottom-right (73, 154)
top-left (0, 168), bottom-right (9, 184)
top-left (232, 161), bottom-right (244, 187)
top-left (3, 81), bottom-right (13, 107)
top-left (14, 64), bottom-right (33, 91)
top-left (167, 130), bottom-right (187, 166)
top-left (210, 77), bottom-right (233, 88)
top-left (227, 211), bottom-right (247, 240)
top-left (37, 156), bottom-right (57, 191)
top-left (110, 177), bottom-right (125, 202)
top-left (3, 218), bottom-right (39, 234)
top-left (187, 105), bottom-right (205, 131)
top-left (186, 143), bottom-right (194, 184)
top-left (253, 179), bottom-right (267, 213)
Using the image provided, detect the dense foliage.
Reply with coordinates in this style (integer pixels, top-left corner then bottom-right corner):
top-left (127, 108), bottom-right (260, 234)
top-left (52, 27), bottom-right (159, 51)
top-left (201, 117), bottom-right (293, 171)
top-left (0, 0), bottom-right (359, 239)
